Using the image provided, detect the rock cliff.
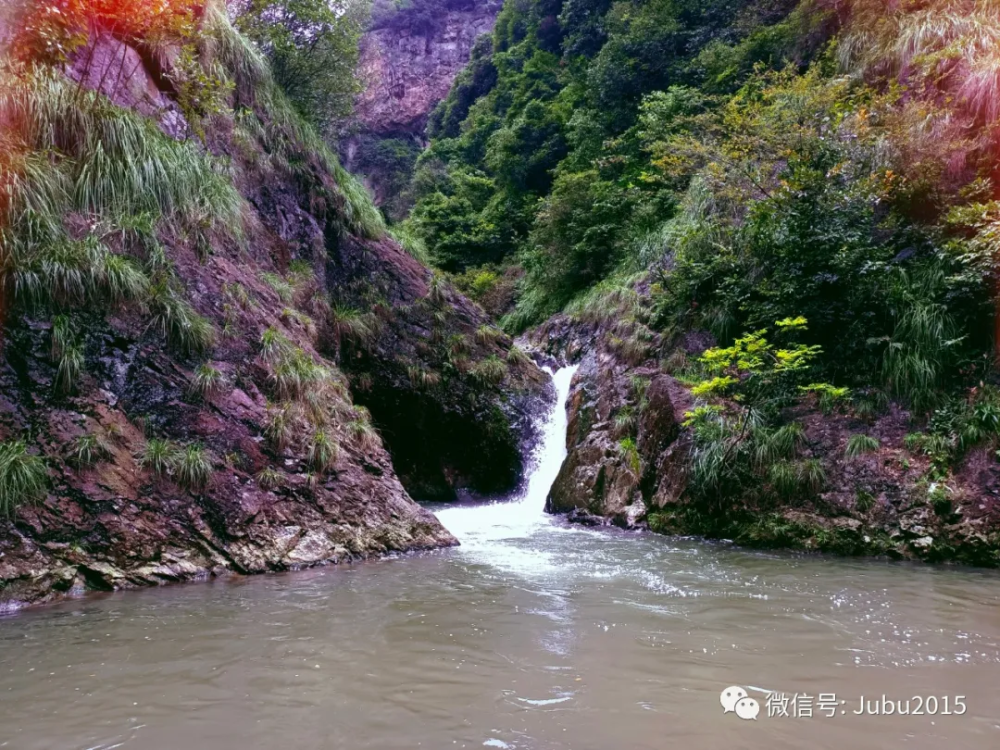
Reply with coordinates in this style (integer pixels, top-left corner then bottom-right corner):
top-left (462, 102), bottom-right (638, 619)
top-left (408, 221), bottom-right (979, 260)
top-left (0, 10), bottom-right (543, 610)
top-left (343, 0), bottom-right (502, 219)
top-left (531, 299), bottom-right (1000, 567)
top-left (355, 0), bottom-right (501, 138)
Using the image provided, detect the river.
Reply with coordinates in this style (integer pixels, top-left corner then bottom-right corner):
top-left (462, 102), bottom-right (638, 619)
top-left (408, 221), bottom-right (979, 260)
top-left (1, 367), bottom-right (999, 749)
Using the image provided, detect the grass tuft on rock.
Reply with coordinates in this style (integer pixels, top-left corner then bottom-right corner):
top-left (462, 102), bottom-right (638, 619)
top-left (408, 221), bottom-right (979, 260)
top-left (0, 440), bottom-right (47, 517)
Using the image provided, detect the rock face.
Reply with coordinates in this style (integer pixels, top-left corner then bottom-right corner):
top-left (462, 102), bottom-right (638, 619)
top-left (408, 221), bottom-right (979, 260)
top-left (355, 0), bottom-right (501, 138)
top-left (66, 28), bottom-right (190, 140)
top-left (0, 18), bottom-right (545, 610)
top-left (531, 304), bottom-right (1000, 566)
top-left (343, 0), bottom-right (502, 218)
top-left (540, 318), bottom-right (690, 529)
top-left (324, 233), bottom-right (550, 500)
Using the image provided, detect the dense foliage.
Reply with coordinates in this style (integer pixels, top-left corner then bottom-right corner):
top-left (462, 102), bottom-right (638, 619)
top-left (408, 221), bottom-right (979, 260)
top-left (231, 0), bottom-right (367, 132)
top-left (408, 0), bottom-right (1000, 415)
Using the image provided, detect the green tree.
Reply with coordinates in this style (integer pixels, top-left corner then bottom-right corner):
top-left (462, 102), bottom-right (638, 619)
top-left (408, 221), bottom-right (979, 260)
top-left (233, 0), bottom-right (368, 131)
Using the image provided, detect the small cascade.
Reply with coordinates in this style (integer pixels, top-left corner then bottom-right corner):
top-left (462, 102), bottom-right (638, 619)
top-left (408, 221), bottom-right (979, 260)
top-left (434, 365), bottom-right (578, 547)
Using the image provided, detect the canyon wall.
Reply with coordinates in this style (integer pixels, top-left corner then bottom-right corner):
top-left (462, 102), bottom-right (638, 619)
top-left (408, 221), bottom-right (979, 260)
top-left (0, 13), bottom-right (544, 610)
top-left (344, 0), bottom-right (501, 219)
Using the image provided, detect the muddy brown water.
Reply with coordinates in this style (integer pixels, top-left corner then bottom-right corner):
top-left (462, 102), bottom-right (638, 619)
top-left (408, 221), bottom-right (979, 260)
top-left (2, 368), bottom-right (1000, 749)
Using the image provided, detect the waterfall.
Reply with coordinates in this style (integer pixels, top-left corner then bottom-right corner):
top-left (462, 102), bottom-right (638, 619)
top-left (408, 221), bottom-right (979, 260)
top-left (434, 365), bottom-right (578, 546)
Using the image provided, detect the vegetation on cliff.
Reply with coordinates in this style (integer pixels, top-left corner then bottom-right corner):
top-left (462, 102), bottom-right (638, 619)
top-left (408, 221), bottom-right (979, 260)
top-left (0, 0), bottom-right (549, 605)
top-left (410, 0), bottom-right (1000, 557)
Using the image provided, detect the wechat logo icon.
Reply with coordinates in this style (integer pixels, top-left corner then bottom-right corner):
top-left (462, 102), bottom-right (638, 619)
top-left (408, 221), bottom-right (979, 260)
top-left (721, 686), bottom-right (760, 720)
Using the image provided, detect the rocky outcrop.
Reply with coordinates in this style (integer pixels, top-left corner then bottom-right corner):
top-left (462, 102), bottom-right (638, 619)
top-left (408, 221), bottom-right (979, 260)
top-left (531, 304), bottom-right (1000, 567)
top-left (0, 16), bottom-right (545, 610)
top-left (326, 231), bottom-right (550, 500)
top-left (66, 27), bottom-right (190, 140)
top-left (343, 0), bottom-right (502, 219)
top-left (355, 0), bottom-right (501, 138)
top-left (539, 317), bottom-right (689, 529)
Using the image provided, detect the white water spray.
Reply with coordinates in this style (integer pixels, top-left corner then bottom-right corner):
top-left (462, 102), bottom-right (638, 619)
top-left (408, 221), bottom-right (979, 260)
top-left (435, 365), bottom-right (578, 550)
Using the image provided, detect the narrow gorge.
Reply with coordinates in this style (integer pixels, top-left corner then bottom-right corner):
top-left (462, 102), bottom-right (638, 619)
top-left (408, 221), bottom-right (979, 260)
top-left (2, 2), bottom-right (1000, 748)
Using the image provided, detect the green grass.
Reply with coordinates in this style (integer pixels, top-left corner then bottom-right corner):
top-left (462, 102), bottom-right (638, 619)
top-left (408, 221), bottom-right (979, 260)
top-left (269, 349), bottom-right (330, 401)
top-left (755, 423), bottom-right (805, 466)
top-left (7, 235), bottom-right (150, 312)
top-left (264, 403), bottom-right (296, 452)
top-left (471, 356), bottom-right (508, 386)
top-left (260, 272), bottom-right (294, 303)
top-left (223, 282), bottom-right (254, 310)
top-left (348, 407), bottom-right (380, 453)
top-left (0, 63), bottom-right (243, 238)
top-left (0, 440), bottom-right (47, 517)
top-left (259, 326), bottom-right (293, 364)
top-left (407, 366), bottom-right (441, 389)
top-left (845, 434), bottom-right (880, 458)
top-left (141, 438), bottom-right (179, 478)
top-left (55, 343), bottom-right (84, 395)
top-left (388, 224), bottom-right (430, 262)
top-left (427, 274), bottom-right (447, 306)
top-left (618, 437), bottom-right (641, 474)
top-left (506, 345), bottom-right (533, 368)
top-left (329, 304), bottom-right (373, 350)
top-left (475, 325), bottom-right (503, 346)
top-left (175, 444), bottom-right (212, 490)
top-left (255, 467), bottom-right (284, 490)
top-left (189, 364), bottom-right (225, 399)
top-left (49, 314), bottom-right (73, 359)
top-left (613, 406), bottom-right (637, 438)
top-left (71, 431), bottom-right (113, 467)
top-left (308, 429), bottom-right (338, 473)
top-left (148, 280), bottom-right (216, 356)
top-left (768, 458), bottom-right (826, 500)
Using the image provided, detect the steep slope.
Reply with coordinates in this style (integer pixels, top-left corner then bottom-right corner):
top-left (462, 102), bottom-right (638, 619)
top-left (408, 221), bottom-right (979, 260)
top-left (0, 3), bottom-right (543, 610)
top-left (343, 0), bottom-right (502, 220)
top-left (414, 0), bottom-right (1000, 565)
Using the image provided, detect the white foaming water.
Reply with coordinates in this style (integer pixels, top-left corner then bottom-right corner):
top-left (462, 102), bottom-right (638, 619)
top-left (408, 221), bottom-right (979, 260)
top-left (435, 365), bottom-right (579, 553)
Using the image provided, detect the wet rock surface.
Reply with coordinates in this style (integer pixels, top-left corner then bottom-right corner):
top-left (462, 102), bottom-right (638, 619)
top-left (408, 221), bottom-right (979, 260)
top-left (0, 22), bottom-right (545, 609)
top-left (530, 309), bottom-right (1000, 566)
top-left (539, 320), bottom-right (688, 530)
